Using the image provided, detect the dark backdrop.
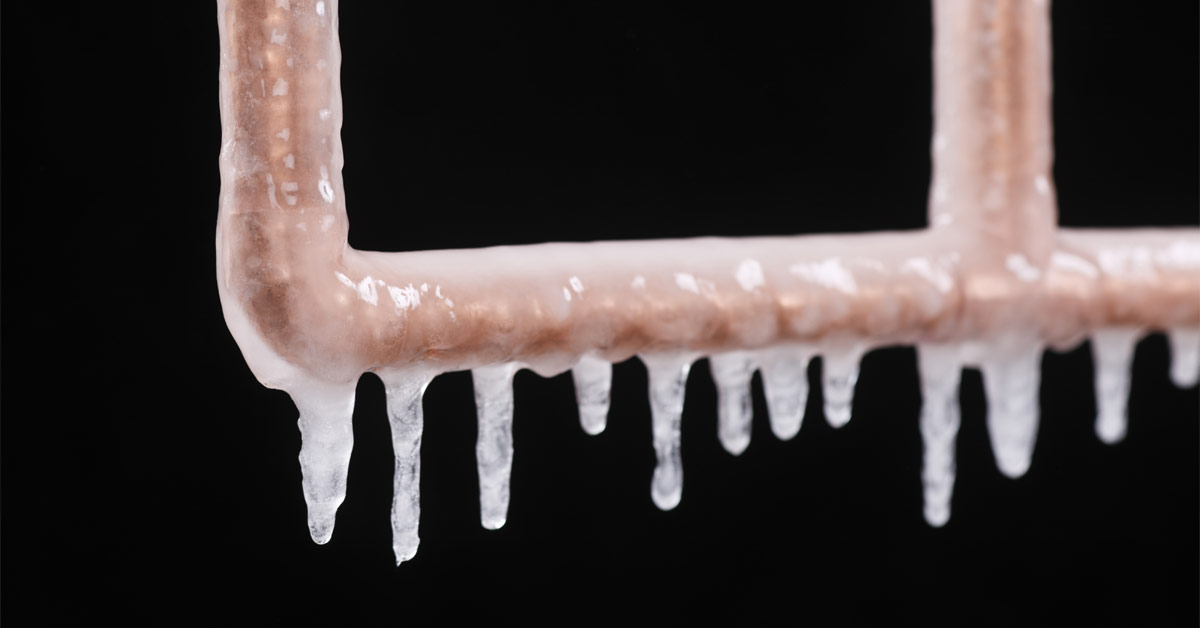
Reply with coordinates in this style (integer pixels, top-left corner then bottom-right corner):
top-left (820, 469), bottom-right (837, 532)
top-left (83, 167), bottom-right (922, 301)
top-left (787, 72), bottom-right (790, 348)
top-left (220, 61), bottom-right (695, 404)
top-left (3, 1), bottom-right (1197, 624)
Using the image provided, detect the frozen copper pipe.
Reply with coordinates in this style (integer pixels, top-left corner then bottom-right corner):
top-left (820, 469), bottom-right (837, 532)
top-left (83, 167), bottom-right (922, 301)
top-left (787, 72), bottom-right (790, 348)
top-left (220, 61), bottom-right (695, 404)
top-left (216, 0), bottom-right (1200, 561)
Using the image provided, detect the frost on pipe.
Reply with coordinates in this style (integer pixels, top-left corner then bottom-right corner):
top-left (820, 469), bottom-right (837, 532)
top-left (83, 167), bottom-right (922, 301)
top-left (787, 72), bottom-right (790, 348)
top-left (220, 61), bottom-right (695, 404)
top-left (215, 0), bottom-right (1200, 563)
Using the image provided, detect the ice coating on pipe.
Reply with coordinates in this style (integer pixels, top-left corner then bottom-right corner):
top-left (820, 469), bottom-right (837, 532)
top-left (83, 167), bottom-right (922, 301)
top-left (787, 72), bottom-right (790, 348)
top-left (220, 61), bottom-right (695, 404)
top-left (214, 0), bottom-right (1200, 562)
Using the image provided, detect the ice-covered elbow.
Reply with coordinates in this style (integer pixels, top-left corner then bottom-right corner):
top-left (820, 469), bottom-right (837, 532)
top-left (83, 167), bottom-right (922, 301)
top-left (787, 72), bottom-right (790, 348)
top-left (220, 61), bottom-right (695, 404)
top-left (215, 0), bottom-right (1200, 564)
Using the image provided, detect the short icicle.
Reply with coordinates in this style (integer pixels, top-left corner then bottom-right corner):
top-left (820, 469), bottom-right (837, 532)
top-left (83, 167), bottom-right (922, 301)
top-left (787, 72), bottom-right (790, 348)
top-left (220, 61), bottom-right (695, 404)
top-left (380, 369), bottom-right (433, 564)
top-left (472, 363), bottom-right (520, 530)
top-left (642, 354), bottom-right (694, 511)
top-left (980, 342), bottom-right (1044, 478)
top-left (820, 342), bottom-right (865, 429)
top-left (292, 378), bottom-right (358, 544)
top-left (917, 344), bottom-right (963, 527)
top-left (1091, 328), bottom-right (1141, 444)
top-left (758, 345), bottom-right (812, 440)
top-left (710, 351), bottom-right (756, 455)
top-left (1168, 327), bottom-right (1200, 388)
top-left (572, 355), bottom-right (612, 435)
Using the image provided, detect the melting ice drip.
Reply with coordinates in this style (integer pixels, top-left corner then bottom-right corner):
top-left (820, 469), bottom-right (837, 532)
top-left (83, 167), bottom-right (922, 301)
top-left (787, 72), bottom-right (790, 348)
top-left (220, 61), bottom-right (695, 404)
top-left (292, 332), bottom-right (1198, 564)
top-left (215, 0), bottom-right (1200, 567)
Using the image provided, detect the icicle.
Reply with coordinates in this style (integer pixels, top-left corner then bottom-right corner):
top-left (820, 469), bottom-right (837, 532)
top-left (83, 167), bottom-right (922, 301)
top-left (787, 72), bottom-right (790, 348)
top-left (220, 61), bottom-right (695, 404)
top-left (917, 344), bottom-right (962, 527)
top-left (820, 342), bottom-right (864, 429)
top-left (380, 370), bottom-right (432, 564)
top-left (292, 378), bottom-right (358, 544)
top-left (980, 343), bottom-right (1043, 478)
top-left (710, 351), bottom-right (756, 455)
top-left (571, 355), bottom-right (612, 435)
top-left (472, 363), bottom-right (519, 530)
top-left (1168, 327), bottom-right (1200, 388)
top-left (758, 345), bottom-right (812, 440)
top-left (642, 354), bottom-right (694, 510)
top-left (1091, 328), bottom-right (1140, 445)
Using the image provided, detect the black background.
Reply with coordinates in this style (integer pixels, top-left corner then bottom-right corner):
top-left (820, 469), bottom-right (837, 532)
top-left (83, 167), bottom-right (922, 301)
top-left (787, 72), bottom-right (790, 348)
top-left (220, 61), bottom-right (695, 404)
top-left (3, 1), bottom-right (1198, 624)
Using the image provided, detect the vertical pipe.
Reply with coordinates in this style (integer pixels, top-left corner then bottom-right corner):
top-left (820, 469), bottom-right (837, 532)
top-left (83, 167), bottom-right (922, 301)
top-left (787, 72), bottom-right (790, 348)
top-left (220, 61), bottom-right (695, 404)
top-left (929, 0), bottom-right (1057, 262)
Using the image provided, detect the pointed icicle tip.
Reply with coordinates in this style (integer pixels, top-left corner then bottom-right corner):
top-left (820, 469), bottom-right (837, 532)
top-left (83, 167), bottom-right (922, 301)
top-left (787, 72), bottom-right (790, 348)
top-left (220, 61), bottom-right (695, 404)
top-left (292, 379), bottom-right (357, 548)
top-left (394, 547), bottom-right (417, 567)
top-left (307, 503), bottom-right (340, 544)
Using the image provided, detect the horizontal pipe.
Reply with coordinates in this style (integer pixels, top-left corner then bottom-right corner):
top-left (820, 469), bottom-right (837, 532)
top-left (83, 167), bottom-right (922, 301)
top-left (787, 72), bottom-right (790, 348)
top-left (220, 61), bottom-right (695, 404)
top-left (220, 215), bottom-right (1200, 388)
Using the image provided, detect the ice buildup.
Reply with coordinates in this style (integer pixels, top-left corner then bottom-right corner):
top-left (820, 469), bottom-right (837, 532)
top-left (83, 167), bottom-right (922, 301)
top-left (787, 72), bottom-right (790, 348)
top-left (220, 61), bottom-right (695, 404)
top-left (216, 0), bottom-right (1200, 563)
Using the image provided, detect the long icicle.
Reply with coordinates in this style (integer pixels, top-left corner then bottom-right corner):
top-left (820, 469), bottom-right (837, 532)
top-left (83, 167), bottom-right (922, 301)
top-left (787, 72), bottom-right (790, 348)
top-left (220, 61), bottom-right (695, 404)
top-left (381, 370), bottom-right (433, 564)
top-left (643, 354), bottom-right (695, 511)
top-left (292, 379), bottom-right (358, 544)
top-left (472, 364), bottom-right (519, 530)
top-left (918, 344), bottom-right (963, 527)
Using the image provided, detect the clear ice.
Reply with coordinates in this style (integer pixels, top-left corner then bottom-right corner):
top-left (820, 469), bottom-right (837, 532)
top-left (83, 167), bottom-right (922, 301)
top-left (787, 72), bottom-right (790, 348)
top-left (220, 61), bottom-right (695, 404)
top-left (294, 379), bottom-right (358, 544)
